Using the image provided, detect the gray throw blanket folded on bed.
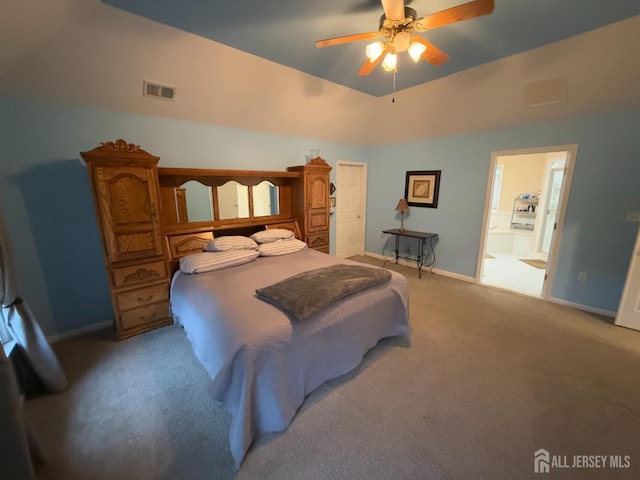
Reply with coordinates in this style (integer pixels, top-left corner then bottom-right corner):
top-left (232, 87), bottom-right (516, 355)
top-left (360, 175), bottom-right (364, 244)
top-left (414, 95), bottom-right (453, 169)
top-left (255, 264), bottom-right (392, 322)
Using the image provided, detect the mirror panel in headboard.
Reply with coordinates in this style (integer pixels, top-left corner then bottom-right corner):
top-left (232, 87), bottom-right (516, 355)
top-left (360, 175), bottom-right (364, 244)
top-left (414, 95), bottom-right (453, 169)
top-left (180, 180), bottom-right (214, 222)
top-left (216, 180), bottom-right (250, 220)
top-left (158, 167), bottom-right (299, 229)
top-left (252, 180), bottom-right (280, 217)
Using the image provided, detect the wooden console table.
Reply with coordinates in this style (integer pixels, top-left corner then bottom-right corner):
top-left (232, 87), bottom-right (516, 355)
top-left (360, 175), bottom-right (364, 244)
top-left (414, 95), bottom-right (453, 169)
top-left (382, 228), bottom-right (439, 278)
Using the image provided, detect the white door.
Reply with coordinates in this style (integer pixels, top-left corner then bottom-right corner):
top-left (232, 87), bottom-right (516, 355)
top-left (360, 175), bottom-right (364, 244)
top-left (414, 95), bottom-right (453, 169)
top-left (615, 226), bottom-right (640, 331)
top-left (336, 162), bottom-right (367, 258)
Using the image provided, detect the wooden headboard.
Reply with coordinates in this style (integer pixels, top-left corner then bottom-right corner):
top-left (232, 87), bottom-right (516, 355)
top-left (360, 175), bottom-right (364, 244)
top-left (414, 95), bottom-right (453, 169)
top-left (165, 219), bottom-right (303, 274)
top-left (158, 166), bottom-right (307, 273)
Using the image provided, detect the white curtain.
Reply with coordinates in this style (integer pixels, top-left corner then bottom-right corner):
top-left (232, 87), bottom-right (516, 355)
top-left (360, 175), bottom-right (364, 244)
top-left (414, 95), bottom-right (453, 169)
top-left (0, 211), bottom-right (67, 392)
top-left (0, 209), bottom-right (68, 478)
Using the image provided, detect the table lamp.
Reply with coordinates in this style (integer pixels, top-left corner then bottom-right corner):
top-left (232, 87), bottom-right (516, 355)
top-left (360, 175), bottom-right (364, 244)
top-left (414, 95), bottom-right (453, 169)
top-left (395, 198), bottom-right (410, 232)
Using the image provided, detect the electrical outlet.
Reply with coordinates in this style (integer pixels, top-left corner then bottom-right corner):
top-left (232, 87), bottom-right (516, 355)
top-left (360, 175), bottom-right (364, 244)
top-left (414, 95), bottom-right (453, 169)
top-left (626, 211), bottom-right (640, 222)
top-left (578, 272), bottom-right (587, 282)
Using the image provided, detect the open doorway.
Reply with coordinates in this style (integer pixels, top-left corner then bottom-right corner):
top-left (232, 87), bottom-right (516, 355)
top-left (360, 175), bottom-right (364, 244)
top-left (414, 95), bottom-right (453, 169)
top-left (477, 146), bottom-right (577, 297)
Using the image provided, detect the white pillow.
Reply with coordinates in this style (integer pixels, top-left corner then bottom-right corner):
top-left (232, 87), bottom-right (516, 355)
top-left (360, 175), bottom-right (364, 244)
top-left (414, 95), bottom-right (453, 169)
top-left (251, 228), bottom-right (295, 244)
top-left (179, 249), bottom-right (259, 274)
top-left (258, 239), bottom-right (307, 256)
top-left (204, 235), bottom-right (258, 252)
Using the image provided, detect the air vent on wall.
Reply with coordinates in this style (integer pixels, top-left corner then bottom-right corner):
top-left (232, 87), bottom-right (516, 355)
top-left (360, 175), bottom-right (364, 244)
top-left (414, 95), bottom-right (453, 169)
top-left (523, 75), bottom-right (567, 107)
top-left (143, 80), bottom-right (175, 101)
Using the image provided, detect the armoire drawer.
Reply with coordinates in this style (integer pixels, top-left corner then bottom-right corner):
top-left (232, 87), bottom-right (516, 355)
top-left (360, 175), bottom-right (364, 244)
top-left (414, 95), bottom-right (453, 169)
top-left (115, 283), bottom-right (169, 311)
top-left (111, 260), bottom-right (168, 289)
top-left (119, 301), bottom-right (170, 331)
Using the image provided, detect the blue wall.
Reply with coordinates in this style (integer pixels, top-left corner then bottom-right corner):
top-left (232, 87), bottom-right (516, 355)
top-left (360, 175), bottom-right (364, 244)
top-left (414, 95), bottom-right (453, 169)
top-left (1, 95), bottom-right (638, 336)
top-left (0, 96), bottom-right (363, 336)
top-left (366, 110), bottom-right (640, 312)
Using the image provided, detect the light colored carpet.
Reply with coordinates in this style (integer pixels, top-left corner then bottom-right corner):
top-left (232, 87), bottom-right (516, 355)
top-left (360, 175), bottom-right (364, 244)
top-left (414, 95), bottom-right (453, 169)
top-left (25, 256), bottom-right (640, 480)
top-left (519, 258), bottom-right (547, 269)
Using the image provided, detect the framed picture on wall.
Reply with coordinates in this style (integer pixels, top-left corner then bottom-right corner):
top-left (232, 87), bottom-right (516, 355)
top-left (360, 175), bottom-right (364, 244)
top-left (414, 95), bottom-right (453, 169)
top-left (405, 170), bottom-right (441, 208)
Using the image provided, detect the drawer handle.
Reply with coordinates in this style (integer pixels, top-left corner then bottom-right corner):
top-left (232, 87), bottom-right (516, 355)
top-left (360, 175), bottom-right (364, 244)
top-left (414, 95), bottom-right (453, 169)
top-left (139, 312), bottom-right (157, 322)
top-left (137, 294), bottom-right (154, 303)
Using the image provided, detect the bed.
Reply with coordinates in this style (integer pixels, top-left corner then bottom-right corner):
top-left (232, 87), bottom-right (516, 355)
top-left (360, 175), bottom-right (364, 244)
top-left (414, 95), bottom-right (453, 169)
top-left (169, 240), bottom-right (410, 467)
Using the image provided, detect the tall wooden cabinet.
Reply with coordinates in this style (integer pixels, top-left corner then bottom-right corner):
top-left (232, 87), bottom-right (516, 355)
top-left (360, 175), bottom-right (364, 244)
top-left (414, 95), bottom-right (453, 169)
top-left (288, 157), bottom-right (332, 253)
top-left (82, 140), bottom-right (173, 339)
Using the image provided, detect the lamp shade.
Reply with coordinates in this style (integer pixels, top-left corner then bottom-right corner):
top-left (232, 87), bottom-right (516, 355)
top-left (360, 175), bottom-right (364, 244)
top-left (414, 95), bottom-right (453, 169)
top-left (408, 41), bottom-right (427, 62)
top-left (382, 52), bottom-right (397, 72)
top-left (365, 41), bottom-right (384, 61)
top-left (395, 198), bottom-right (410, 212)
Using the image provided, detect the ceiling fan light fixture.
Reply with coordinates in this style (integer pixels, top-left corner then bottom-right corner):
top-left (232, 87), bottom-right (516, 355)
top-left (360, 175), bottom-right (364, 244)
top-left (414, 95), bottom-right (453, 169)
top-left (365, 41), bottom-right (385, 61)
top-left (408, 41), bottom-right (427, 62)
top-left (317, 0), bottom-right (494, 78)
top-left (382, 52), bottom-right (397, 72)
top-left (393, 31), bottom-right (411, 52)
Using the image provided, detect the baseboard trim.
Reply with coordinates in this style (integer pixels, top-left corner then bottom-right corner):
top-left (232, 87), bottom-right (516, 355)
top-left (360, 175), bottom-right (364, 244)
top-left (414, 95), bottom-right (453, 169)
top-left (47, 320), bottom-right (112, 344)
top-left (547, 297), bottom-right (616, 318)
top-left (365, 252), bottom-right (615, 316)
top-left (432, 268), bottom-right (476, 283)
top-left (364, 252), bottom-right (475, 283)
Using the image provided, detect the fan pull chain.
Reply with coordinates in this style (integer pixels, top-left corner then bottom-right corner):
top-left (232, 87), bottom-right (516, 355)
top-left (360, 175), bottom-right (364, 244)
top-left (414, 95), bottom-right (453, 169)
top-left (392, 70), bottom-right (397, 103)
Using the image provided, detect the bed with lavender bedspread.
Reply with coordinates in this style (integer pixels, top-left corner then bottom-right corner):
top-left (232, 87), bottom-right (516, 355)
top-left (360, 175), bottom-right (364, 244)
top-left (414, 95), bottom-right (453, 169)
top-left (170, 248), bottom-right (409, 467)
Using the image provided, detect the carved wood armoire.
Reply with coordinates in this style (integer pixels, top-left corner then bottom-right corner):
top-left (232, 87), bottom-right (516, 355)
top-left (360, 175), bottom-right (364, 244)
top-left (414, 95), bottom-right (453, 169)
top-left (82, 140), bottom-right (173, 339)
top-left (288, 158), bottom-right (332, 254)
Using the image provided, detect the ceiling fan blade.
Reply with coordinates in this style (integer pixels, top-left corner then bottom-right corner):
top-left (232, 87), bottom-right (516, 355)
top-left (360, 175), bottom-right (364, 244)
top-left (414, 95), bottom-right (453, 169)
top-left (316, 31), bottom-right (381, 48)
top-left (381, 0), bottom-right (406, 21)
top-left (412, 0), bottom-right (494, 32)
top-left (358, 44), bottom-right (392, 76)
top-left (411, 36), bottom-right (449, 66)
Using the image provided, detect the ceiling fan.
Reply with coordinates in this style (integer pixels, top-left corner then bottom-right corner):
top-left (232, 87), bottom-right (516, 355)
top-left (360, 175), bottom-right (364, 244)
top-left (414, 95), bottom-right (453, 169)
top-left (316, 0), bottom-right (495, 76)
